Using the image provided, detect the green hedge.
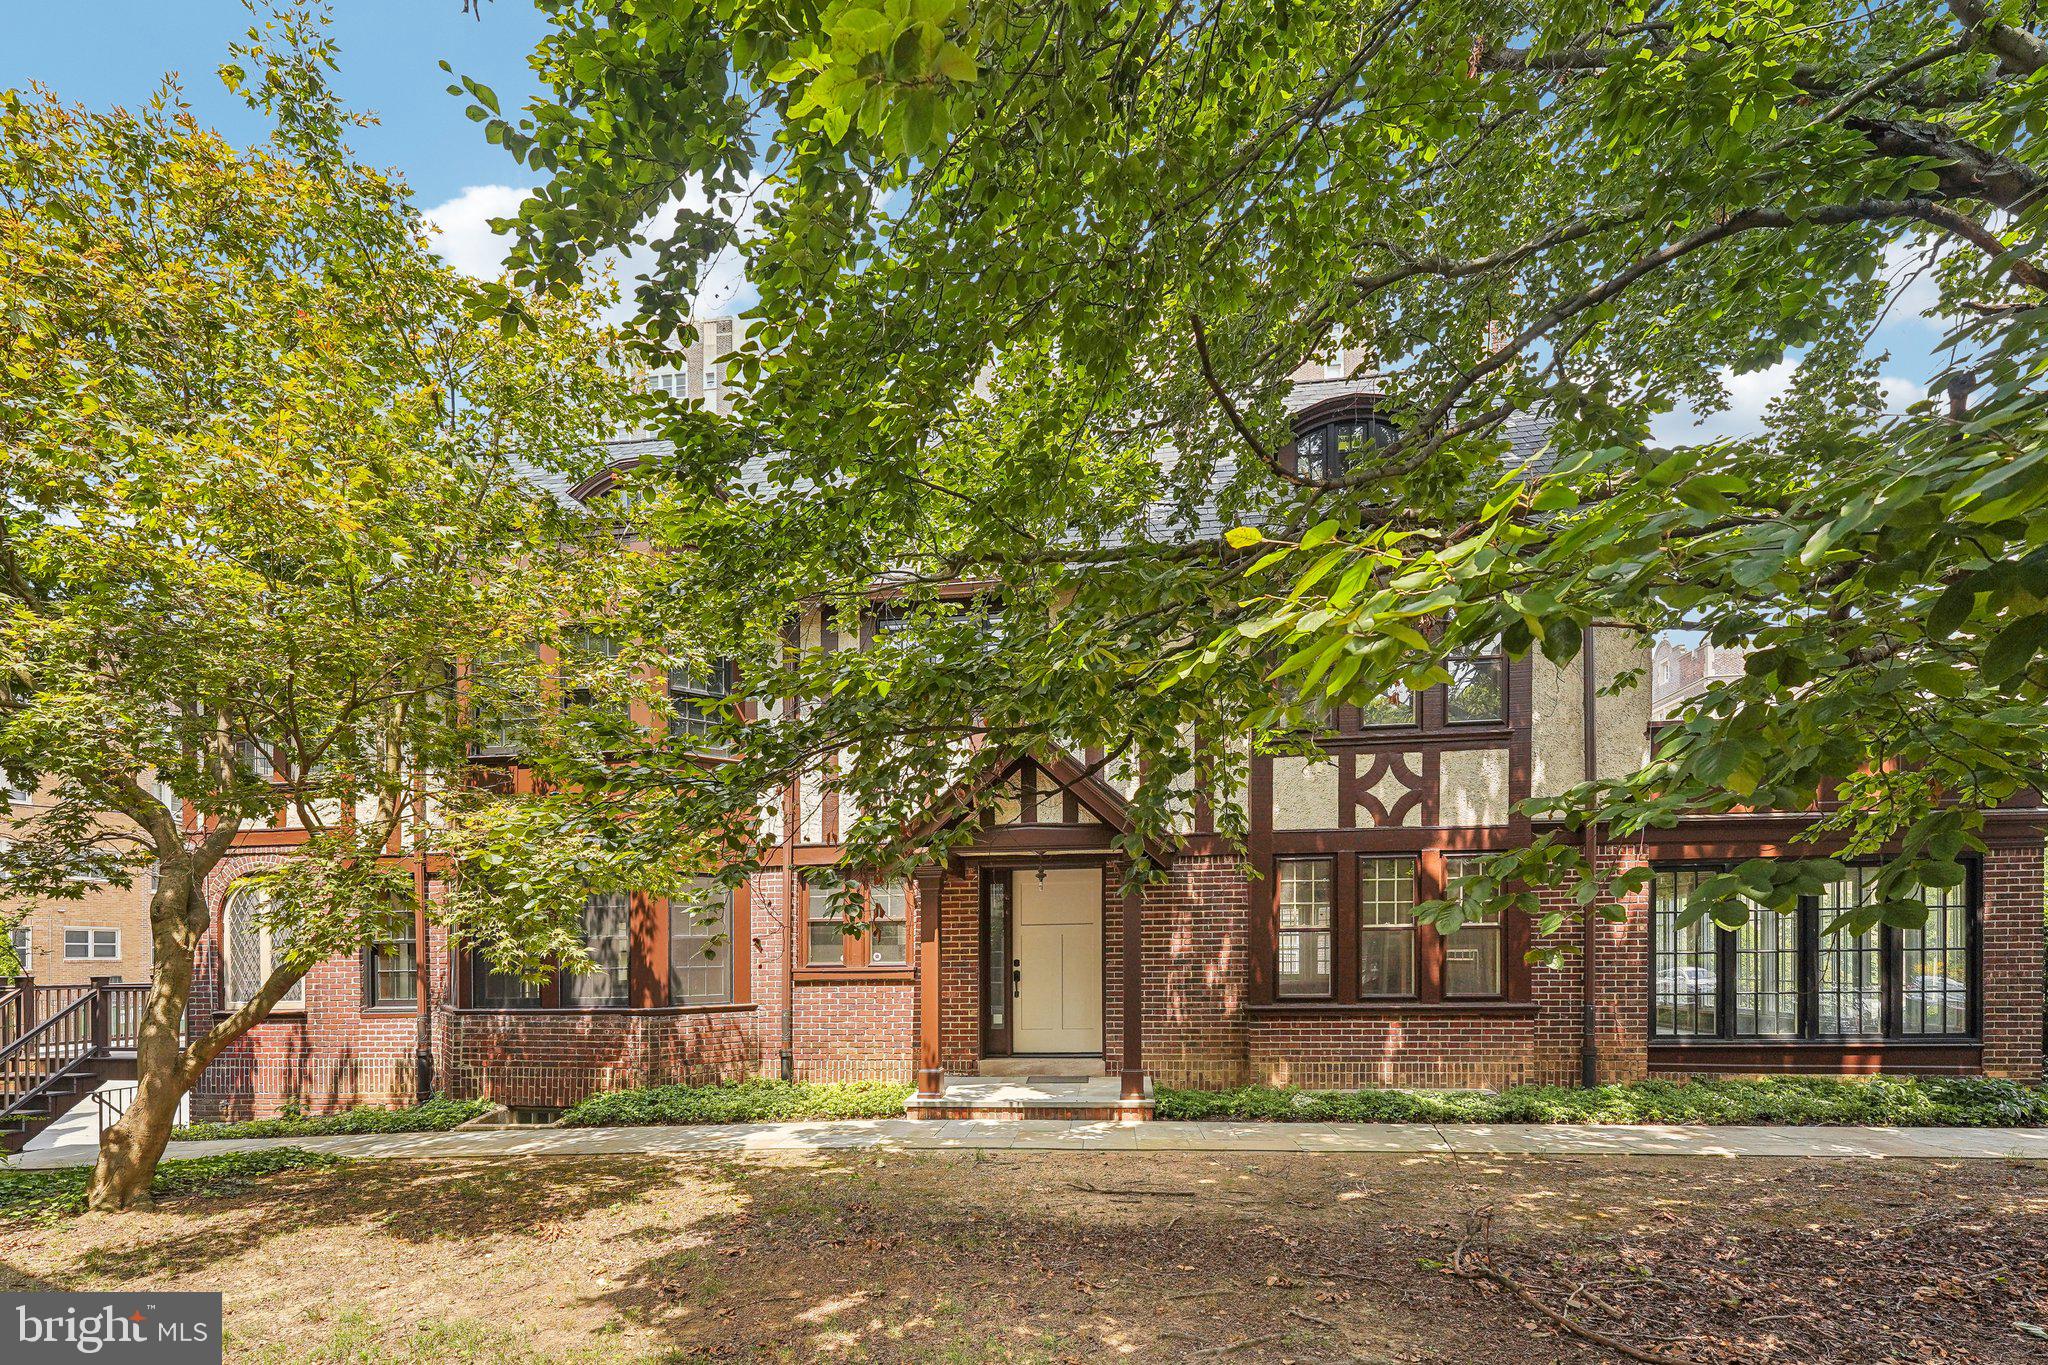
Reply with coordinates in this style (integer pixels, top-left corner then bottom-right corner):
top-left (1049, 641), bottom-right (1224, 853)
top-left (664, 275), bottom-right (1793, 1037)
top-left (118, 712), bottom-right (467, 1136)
top-left (173, 1094), bottom-right (493, 1142)
top-left (560, 1078), bottom-right (912, 1127)
top-left (1154, 1077), bottom-right (2048, 1127)
top-left (0, 1148), bottom-right (340, 1221)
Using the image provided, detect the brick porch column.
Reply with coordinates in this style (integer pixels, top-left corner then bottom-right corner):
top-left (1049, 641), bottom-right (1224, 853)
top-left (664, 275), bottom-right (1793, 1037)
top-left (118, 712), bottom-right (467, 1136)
top-left (913, 865), bottom-right (946, 1098)
top-left (1120, 878), bottom-right (1147, 1100)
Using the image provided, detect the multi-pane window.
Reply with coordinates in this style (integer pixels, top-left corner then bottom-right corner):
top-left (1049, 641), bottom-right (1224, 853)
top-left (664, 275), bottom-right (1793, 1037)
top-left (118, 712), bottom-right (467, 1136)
top-left (63, 928), bottom-right (119, 961)
top-left (807, 885), bottom-right (848, 966)
top-left (1355, 681), bottom-right (1416, 728)
top-left (6, 926), bottom-right (29, 971)
top-left (1440, 856), bottom-right (1503, 997)
top-left (805, 880), bottom-right (910, 969)
top-left (1731, 906), bottom-right (1800, 1037)
top-left (469, 957), bottom-right (543, 1008)
top-left (1816, 868), bottom-right (1884, 1037)
top-left (670, 877), bottom-right (733, 1006)
top-left (1293, 415), bottom-right (1400, 482)
top-left (1358, 857), bottom-right (1416, 997)
top-left (1445, 639), bottom-right (1506, 724)
top-left (367, 918), bottom-right (418, 1008)
top-left (1901, 880), bottom-right (1971, 1037)
top-left (564, 892), bottom-right (632, 1007)
top-left (1650, 864), bottom-right (1977, 1043)
top-left (1651, 868), bottom-right (1719, 1036)
top-left (1275, 858), bottom-right (1334, 997)
top-left (224, 888), bottom-right (303, 1007)
top-left (868, 882), bottom-right (909, 966)
top-left (669, 660), bottom-right (737, 751)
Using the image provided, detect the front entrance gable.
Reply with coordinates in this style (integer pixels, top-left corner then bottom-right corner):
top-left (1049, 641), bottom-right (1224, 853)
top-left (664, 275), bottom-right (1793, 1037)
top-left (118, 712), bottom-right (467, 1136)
top-left (902, 747), bottom-right (1173, 865)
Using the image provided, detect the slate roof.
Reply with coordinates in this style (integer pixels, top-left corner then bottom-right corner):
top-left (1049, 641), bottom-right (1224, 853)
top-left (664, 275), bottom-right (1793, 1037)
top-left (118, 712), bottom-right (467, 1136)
top-left (550, 376), bottom-right (1558, 550)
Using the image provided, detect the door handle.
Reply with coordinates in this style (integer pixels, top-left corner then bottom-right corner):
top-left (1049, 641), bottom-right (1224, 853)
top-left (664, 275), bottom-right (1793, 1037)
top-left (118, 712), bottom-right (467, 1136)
top-left (1012, 958), bottom-right (1021, 999)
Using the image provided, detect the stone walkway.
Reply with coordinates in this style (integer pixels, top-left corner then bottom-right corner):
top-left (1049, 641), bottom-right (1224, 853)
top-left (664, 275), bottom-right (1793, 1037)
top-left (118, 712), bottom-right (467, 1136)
top-left (12, 1119), bottom-right (2048, 1169)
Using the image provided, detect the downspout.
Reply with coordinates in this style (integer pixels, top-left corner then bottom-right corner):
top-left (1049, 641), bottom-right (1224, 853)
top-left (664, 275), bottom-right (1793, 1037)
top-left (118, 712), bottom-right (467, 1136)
top-left (1580, 628), bottom-right (1601, 1088)
top-left (781, 781), bottom-right (798, 1083)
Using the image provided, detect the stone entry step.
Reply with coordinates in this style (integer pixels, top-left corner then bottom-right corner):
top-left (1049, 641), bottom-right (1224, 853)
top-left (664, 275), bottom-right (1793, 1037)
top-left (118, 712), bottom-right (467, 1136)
top-left (904, 1073), bottom-right (1153, 1123)
top-left (972, 1055), bottom-right (1107, 1079)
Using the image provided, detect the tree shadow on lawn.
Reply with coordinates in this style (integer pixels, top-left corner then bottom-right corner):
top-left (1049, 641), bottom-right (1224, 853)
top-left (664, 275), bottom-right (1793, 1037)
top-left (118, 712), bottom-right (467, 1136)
top-left (589, 1149), bottom-right (1605, 1364)
top-left (52, 1158), bottom-right (683, 1285)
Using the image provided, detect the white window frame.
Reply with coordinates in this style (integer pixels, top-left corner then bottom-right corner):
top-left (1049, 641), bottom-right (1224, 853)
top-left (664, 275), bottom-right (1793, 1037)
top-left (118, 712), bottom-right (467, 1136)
top-left (6, 925), bottom-right (30, 968)
top-left (63, 927), bottom-right (120, 961)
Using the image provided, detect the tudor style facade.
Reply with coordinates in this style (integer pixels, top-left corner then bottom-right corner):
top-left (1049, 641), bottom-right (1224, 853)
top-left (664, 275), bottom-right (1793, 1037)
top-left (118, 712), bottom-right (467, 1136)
top-left (179, 351), bottom-right (2048, 1120)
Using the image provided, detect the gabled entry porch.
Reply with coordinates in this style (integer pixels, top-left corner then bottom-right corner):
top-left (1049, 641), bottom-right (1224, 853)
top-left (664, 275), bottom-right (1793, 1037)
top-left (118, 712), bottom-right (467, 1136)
top-left (900, 751), bottom-right (1165, 1121)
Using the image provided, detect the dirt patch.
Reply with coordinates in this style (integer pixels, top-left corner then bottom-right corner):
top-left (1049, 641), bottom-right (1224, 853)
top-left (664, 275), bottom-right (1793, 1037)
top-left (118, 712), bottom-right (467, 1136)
top-left (2, 1151), bottom-right (2044, 1362)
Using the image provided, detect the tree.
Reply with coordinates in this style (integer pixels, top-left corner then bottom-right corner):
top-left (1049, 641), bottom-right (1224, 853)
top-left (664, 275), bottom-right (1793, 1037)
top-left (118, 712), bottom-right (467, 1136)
top-left (464, 0), bottom-right (2048, 943)
top-left (0, 9), bottom-right (665, 1208)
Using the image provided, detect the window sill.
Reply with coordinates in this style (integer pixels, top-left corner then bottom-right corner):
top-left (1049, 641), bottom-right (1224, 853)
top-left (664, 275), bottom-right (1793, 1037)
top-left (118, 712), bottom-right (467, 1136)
top-left (360, 1005), bottom-right (420, 1016)
top-left (1649, 1037), bottom-right (1980, 1050)
top-left (446, 1002), bottom-right (758, 1017)
top-left (795, 967), bottom-right (915, 985)
top-left (1249, 1000), bottom-right (1537, 1017)
top-left (213, 1008), bottom-right (305, 1021)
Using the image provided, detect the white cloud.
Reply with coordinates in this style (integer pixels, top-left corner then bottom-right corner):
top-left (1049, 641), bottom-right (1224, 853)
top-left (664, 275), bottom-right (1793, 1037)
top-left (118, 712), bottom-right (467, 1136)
top-left (421, 181), bottom-right (762, 322)
top-left (421, 183), bottom-right (530, 280)
top-left (1651, 358), bottom-right (1923, 445)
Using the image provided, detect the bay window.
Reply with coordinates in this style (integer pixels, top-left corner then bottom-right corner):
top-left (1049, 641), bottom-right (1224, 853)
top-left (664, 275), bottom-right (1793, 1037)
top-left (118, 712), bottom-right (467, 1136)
top-left (1650, 863), bottom-right (1976, 1043)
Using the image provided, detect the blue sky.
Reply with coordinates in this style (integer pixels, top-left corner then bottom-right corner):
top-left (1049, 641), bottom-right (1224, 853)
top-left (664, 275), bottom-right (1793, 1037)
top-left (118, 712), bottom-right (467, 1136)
top-left (5, 2), bottom-right (1952, 435)
top-left (2, 0), bottom-right (548, 207)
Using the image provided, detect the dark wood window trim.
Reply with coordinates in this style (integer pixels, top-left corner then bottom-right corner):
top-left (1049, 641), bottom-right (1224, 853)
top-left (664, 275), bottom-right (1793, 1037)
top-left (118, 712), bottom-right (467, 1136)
top-left (361, 923), bottom-right (419, 1012)
top-left (458, 884), bottom-right (756, 1011)
top-left (1646, 860), bottom-right (1981, 1046)
top-left (1260, 849), bottom-right (1529, 1008)
top-left (799, 876), bottom-right (917, 973)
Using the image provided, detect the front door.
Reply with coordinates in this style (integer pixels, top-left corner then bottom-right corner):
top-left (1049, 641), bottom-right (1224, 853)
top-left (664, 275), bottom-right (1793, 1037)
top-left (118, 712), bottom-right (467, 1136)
top-left (1009, 865), bottom-right (1103, 1054)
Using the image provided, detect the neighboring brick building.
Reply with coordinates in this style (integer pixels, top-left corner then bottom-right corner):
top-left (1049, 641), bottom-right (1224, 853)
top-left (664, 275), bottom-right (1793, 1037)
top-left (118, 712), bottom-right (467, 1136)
top-left (3, 781), bottom-right (154, 989)
top-left (178, 346), bottom-right (2048, 1119)
top-left (1651, 636), bottom-right (1747, 719)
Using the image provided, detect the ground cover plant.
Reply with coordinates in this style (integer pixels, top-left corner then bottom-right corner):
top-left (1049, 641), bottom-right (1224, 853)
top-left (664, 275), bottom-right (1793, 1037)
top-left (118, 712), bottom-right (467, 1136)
top-left (173, 1095), bottom-right (493, 1142)
top-left (559, 1079), bottom-right (913, 1127)
top-left (0, 1149), bottom-right (338, 1222)
top-left (1155, 1076), bottom-right (2048, 1127)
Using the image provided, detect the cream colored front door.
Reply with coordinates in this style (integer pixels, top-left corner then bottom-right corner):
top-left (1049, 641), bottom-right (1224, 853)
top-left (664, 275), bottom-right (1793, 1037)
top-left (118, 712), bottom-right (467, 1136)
top-left (1010, 865), bottom-right (1103, 1054)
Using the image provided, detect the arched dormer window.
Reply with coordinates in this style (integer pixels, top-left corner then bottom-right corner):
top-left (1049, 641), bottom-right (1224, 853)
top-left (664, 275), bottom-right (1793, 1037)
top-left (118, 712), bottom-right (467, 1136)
top-left (1291, 403), bottom-right (1399, 482)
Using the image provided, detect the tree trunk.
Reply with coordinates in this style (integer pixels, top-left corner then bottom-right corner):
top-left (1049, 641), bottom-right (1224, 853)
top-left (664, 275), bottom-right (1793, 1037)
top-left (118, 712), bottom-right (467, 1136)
top-left (86, 904), bottom-right (198, 1212)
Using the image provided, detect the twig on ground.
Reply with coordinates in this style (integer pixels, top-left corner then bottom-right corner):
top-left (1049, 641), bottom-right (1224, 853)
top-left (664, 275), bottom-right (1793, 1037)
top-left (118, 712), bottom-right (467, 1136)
top-left (1451, 1212), bottom-right (1698, 1364)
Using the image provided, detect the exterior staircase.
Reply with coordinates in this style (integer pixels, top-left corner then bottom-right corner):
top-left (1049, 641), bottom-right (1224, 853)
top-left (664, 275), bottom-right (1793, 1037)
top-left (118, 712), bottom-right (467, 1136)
top-left (1, 977), bottom-right (150, 1153)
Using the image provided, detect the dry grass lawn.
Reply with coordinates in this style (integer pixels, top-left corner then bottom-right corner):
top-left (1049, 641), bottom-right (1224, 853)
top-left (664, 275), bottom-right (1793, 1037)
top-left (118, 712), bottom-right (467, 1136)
top-left (4, 1150), bottom-right (2046, 1362)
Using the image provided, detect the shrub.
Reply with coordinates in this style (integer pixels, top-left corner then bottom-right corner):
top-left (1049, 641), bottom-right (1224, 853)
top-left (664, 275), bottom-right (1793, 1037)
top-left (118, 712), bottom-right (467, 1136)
top-left (173, 1094), bottom-right (493, 1142)
top-left (0, 1148), bottom-right (340, 1221)
top-left (560, 1079), bottom-right (912, 1127)
top-left (1153, 1077), bottom-right (2048, 1127)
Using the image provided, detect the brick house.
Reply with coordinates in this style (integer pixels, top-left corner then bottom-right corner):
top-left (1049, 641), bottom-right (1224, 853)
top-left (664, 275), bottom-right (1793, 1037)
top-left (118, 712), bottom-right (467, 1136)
top-left (4, 778), bottom-right (154, 989)
top-left (180, 354), bottom-right (2047, 1121)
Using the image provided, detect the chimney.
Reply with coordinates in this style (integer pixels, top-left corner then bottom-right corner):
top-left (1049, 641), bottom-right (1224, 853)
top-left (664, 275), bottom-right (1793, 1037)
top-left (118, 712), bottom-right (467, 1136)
top-left (1946, 371), bottom-right (1972, 419)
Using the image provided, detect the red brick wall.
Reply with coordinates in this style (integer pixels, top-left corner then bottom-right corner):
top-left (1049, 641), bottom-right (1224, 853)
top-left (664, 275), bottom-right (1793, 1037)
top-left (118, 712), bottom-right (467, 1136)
top-left (439, 1005), bottom-right (763, 1109)
top-left (189, 850), bottom-right (430, 1120)
top-left (1981, 844), bottom-right (2044, 1082)
top-left (185, 832), bottom-right (2044, 1114)
top-left (1105, 856), bottom-right (1251, 1087)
